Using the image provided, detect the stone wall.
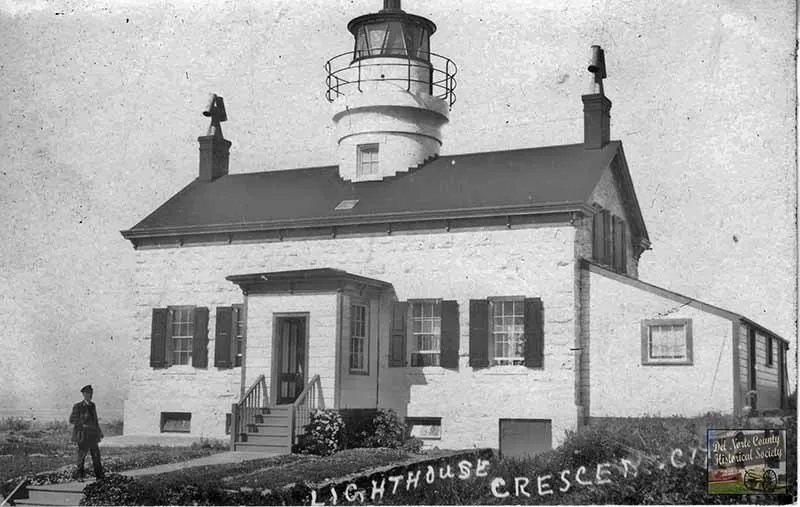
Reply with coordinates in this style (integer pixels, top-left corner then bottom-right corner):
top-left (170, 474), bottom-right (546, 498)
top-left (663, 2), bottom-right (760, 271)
top-left (124, 224), bottom-right (580, 446)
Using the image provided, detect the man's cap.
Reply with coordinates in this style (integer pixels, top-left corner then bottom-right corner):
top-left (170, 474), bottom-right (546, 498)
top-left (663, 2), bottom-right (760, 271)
top-left (80, 385), bottom-right (93, 393)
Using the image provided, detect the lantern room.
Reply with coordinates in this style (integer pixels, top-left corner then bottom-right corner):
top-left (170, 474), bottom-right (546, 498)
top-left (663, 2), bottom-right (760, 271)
top-left (347, 0), bottom-right (435, 62)
top-left (326, 0), bottom-right (457, 182)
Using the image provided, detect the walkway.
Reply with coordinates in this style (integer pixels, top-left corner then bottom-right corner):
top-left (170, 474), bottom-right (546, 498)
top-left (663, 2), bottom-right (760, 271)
top-left (14, 449), bottom-right (280, 506)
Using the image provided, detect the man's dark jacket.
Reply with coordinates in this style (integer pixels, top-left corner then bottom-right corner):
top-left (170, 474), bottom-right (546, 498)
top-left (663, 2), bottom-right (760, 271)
top-left (69, 401), bottom-right (103, 445)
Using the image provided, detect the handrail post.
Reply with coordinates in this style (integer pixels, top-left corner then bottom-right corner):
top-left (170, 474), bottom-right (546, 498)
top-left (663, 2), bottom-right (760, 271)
top-left (357, 59), bottom-right (362, 93)
top-left (407, 57), bottom-right (412, 92)
top-left (230, 403), bottom-right (238, 450)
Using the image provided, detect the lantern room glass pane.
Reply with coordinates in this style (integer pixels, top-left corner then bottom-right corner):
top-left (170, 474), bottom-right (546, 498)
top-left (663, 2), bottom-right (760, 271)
top-left (355, 27), bottom-right (369, 59)
top-left (365, 23), bottom-right (388, 55)
top-left (384, 21), bottom-right (407, 56)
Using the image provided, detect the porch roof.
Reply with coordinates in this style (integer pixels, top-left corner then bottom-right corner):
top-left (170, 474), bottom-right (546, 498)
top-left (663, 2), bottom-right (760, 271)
top-left (226, 268), bottom-right (393, 295)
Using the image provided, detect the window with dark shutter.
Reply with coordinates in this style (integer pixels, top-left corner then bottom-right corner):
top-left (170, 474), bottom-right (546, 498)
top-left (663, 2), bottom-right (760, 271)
top-left (214, 307), bottom-right (233, 368)
top-left (613, 217), bottom-right (624, 271)
top-left (592, 209), bottom-right (603, 262)
top-left (192, 307), bottom-right (209, 368)
top-left (232, 304), bottom-right (244, 367)
top-left (524, 298), bottom-right (544, 368)
top-left (603, 210), bottom-right (613, 265)
top-left (150, 308), bottom-right (168, 368)
top-left (469, 299), bottom-right (489, 368)
top-left (389, 301), bottom-right (408, 367)
top-left (440, 300), bottom-right (459, 369)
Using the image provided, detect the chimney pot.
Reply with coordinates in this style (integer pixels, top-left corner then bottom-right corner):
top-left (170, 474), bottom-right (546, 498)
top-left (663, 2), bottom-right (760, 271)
top-left (582, 46), bottom-right (611, 149)
top-left (198, 93), bottom-right (231, 181)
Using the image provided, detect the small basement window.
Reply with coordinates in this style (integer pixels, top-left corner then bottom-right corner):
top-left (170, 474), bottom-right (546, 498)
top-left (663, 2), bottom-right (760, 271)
top-left (357, 143), bottom-right (379, 177)
top-left (160, 412), bottom-right (191, 433)
top-left (406, 417), bottom-right (442, 440)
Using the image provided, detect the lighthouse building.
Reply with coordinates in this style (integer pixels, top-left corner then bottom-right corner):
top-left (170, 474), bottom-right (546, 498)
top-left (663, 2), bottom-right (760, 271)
top-left (121, 1), bottom-right (790, 456)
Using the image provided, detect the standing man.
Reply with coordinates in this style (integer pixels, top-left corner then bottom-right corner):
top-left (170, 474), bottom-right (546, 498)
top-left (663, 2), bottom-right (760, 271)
top-left (69, 385), bottom-right (105, 481)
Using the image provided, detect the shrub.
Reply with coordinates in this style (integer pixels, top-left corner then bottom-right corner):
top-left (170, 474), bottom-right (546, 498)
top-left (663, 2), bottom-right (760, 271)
top-left (400, 436), bottom-right (423, 454)
top-left (364, 409), bottom-right (405, 449)
top-left (0, 417), bottom-right (31, 432)
top-left (339, 408), bottom-right (378, 449)
top-left (296, 409), bottom-right (344, 456)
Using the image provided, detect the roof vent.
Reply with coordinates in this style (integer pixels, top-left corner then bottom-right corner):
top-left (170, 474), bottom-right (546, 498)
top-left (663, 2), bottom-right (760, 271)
top-left (335, 199), bottom-right (359, 210)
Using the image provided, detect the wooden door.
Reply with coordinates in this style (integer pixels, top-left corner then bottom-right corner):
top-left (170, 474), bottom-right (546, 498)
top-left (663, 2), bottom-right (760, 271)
top-left (276, 317), bottom-right (306, 405)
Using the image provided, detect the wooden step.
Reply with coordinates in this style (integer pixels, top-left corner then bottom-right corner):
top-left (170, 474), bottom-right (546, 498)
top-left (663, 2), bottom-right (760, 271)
top-left (252, 424), bottom-right (289, 437)
top-left (241, 434), bottom-right (290, 446)
top-left (234, 442), bottom-right (290, 454)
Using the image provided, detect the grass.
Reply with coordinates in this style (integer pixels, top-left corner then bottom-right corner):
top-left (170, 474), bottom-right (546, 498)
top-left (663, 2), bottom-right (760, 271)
top-left (0, 418), bottom-right (227, 497)
top-left (131, 447), bottom-right (420, 490)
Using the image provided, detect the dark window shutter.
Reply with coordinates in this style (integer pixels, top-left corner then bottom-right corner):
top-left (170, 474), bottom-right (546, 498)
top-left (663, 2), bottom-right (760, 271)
top-left (469, 299), bottom-right (489, 368)
top-left (613, 216), bottom-right (624, 271)
top-left (592, 209), bottom-right (603, 262)
top-left (440, 300), bottom-right (459, 369)
top-left (389, 301), bottom-right (408, 367)
top-left (214, 307), bottom-right (233, 368)
top-left (524, 298), bottom-right (544, 368)
top-left (620, 220), bottom-right (627, 273)
top-left (150, 308), bottom-right (168, 368)
top-left (603, 210), bottom-right (613, 265)
top-left (192, 307), bottom-right (210, 368)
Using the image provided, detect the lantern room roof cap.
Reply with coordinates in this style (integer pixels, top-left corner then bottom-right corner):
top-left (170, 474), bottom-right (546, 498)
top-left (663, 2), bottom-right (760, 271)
top-left (347, 8), bottom-right (436, 36)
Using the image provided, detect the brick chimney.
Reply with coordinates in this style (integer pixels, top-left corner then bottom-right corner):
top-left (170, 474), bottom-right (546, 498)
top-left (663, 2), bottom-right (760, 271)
top-left (198, 93), bottom-right (231, 181)
top-left (581, 46), bottom-right (611, 149)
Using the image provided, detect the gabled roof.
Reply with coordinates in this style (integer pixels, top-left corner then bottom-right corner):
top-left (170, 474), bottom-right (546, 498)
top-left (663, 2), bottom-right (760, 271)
top-left (121, 141), bottom-right (647, 243)
top-left (583, 260), bottom-right (789, 346)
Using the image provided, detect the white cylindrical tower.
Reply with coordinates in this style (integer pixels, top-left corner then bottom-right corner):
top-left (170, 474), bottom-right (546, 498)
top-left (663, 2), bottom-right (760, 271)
top-left (325, 0), bottom-right (456, 182)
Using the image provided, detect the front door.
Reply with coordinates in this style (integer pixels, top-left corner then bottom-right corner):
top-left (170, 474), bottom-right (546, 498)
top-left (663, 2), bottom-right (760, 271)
top-left (276, 317), bottom-right (306, 405)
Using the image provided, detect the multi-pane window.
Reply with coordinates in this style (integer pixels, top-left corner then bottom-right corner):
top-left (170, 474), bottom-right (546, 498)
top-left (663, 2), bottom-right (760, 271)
top-left (233, 305), bottom-right (245, 367)
top-left (350, 304), bottom-right (368, 374)
top-left (411, 301), bottom-right (441, 366)
top-left (642, 319), bottom-right (692, 365)
top-left (169, 307), bottom-right (195, 365)
top-left (357, 144), bottom-right (379, 177)
top-left (490, 299), bottom-right (525, 365)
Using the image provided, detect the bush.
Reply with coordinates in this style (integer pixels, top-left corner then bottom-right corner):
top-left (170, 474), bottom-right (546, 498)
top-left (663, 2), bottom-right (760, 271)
top-left (295, 409), bottom-right (344, 456)
top-left (339, 409), bottom-right (379, 449)
top-left (0, 417), bottom-right (31, 432)
top-left (364, 409), bottom-right (405, 449)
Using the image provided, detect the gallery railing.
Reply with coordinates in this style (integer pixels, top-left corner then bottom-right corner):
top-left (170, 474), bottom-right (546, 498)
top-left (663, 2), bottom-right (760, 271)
top-left (324, 51), bottom-right (457, 109)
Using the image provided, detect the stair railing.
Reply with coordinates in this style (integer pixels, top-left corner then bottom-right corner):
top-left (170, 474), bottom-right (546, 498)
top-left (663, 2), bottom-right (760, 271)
top-left (230, 374), bottom-right (268, 449)
top-left (290, 374), bottom-right (323, 445)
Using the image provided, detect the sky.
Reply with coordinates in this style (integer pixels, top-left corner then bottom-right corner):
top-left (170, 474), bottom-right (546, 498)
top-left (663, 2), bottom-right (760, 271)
top-left (0, 0), bottom-right (795, 421)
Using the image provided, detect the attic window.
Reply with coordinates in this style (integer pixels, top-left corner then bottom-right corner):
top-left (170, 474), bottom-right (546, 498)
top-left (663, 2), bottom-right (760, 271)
top-left (335, 199), bottom-right (359, 211)
top-left (357, 144), bottom-right (379, 177)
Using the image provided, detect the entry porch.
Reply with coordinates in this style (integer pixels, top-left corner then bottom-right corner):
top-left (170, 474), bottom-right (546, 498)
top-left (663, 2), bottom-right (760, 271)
top-left (225, 268), bottom-right (394, 452)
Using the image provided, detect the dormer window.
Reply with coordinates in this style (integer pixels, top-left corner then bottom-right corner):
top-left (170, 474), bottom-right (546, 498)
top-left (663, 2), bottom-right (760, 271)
top-left (357, 144), bottom-right (379, 177)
